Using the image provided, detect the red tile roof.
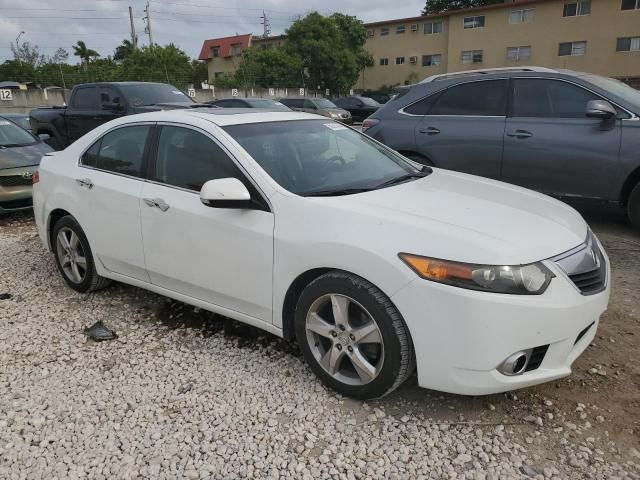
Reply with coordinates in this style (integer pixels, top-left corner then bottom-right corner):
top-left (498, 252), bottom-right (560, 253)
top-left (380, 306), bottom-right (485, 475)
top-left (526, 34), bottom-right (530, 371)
top-left (198, 33), bottom-right (251, 61)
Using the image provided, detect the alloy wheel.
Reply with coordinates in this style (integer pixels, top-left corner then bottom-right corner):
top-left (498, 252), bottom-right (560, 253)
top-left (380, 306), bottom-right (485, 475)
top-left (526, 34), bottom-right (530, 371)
top-left (55, 227), bottom-right (87, 284)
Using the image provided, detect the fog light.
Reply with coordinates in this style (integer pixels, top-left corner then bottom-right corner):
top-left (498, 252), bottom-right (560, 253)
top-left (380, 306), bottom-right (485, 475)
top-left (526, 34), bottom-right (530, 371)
top-left (498, 350), bottom-right (530, 376)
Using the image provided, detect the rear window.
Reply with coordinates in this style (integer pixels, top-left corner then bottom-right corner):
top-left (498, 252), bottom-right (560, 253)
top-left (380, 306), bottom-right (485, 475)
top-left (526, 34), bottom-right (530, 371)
top-left (72, 88), bottom-right (98, 109)
top-left (429, 80), bottom-right (507, 116)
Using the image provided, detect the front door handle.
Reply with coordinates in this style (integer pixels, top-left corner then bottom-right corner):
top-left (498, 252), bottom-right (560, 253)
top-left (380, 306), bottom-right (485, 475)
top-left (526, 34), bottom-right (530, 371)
top-left (143, 197), bottom-right (170, 212)
top-left (75, 178), bottom-right (93, 189)
top-left (419, 127), bottom-right (440, 135)
top-left (506, 129), bottom-right (533, 139)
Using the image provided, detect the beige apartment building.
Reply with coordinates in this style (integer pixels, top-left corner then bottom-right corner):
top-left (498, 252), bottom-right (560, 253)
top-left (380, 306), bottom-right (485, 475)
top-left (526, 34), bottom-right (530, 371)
top-left (199, 0), bottom-right (640, 90)
top-left (361, 0), bottom-right (640, 90)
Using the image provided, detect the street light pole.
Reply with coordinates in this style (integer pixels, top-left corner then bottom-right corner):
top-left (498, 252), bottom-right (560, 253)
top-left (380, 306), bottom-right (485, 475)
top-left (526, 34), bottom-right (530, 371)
top-left (15, 31), bottom-right (25, 65)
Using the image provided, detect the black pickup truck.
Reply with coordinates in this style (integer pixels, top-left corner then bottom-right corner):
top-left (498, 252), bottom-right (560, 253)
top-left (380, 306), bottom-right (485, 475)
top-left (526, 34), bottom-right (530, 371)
top-left (29, 82), bottom-right (203, 150)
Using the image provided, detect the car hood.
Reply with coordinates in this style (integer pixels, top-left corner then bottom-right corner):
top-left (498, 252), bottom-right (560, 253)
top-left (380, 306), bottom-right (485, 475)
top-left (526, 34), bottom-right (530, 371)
top-left (0, 142), bottom-right (53, 170)
top-left (309, 169), bottom-right (588, 265)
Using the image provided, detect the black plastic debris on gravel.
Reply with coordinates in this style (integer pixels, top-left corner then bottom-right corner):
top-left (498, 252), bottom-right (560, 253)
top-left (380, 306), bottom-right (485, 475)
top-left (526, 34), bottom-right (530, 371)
top-left (0, 293), bottom-right (12, 300)
top-left (84, 321), bottom-right (118, 341)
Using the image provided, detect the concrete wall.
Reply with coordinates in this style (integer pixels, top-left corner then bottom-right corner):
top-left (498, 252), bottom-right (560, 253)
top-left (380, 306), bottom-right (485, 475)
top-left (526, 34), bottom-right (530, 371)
top-left (0, 89), bottom-right (68, 114)
top-left (193, 87), bottom-right (330, 102)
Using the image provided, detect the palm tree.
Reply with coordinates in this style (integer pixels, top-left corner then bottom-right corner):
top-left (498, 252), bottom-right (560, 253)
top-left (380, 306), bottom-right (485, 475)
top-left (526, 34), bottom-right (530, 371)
top-left (72, 41), bottom-right (100, 70)
top-left (114, 40), bottom-right (134, 62)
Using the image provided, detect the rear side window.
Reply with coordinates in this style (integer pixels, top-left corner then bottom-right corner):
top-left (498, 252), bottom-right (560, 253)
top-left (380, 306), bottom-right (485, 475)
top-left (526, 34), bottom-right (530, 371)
top-left (153, 126), bottom-right (244, 191)
top-left (511, 78), bottom-right (610, 118)
top-left (72, 88), bottom-right (98, 109)
top-left (403, 92), bottom-right (441, 115)
top-left (428, 80), bottom-right (507, 116)
top-left (81, 125), bottom-right (150, 177)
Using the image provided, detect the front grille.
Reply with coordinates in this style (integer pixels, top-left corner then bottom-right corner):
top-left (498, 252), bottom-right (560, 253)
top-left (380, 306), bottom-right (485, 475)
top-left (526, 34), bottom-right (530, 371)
top-left (0, 198), bottom-right (33, 210)
top-left (574, 321), bottom-right (595, 345)
top-left (552, 231), bottom-right (606, 296)
top-left (524, 345), bottom-right (548, 372)
top-left (0, 175), bottom-right (32, 187)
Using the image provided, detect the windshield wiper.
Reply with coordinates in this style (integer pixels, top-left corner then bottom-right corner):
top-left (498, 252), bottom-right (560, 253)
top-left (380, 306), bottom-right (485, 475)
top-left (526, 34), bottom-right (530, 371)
top-left (299, 187), bottom-right (376, 197)
top-left (375, 171), bottom-right (429, 189)
top-left (0, 143), bottom-right (23, 149)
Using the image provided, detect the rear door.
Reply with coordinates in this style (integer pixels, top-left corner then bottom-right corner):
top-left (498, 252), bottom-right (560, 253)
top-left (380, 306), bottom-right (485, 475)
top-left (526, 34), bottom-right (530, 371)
top-left (65, 86), bottom-right (104, 144)
top-left (501, 78), bottom-right (622, 200)
top-left (413, 79), bottom-right (507, 178)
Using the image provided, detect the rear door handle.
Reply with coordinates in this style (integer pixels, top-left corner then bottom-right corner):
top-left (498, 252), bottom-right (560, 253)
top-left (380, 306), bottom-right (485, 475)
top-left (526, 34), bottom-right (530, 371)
top-left (419, 127), bottom-right (440, 135)
top-left (75, 178), bottom-right (93, 189)
top-left (506, 129), bottom-right (533, 139)
top-left (143, 197), bottom-right (170, 212)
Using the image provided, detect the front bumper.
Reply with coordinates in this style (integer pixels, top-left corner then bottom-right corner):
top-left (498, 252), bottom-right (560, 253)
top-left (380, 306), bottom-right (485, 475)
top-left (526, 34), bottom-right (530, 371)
top-left (0, 166), bottom-right (36, 213)
top-left (391, 254), bottom-right (610, 396)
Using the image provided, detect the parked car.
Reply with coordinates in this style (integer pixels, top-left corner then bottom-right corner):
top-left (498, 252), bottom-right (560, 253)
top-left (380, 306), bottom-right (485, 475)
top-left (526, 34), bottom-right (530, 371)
top-left (29, 82), bottom-right (202, 150)
top-left (363, 67), bottom-right (640, 229)
top-left (1, 113), bottom-right (32, 132)
top-left (34, 109), bottom-right (609, 399)
top-left (332, 96), bottom-right (381, 123)
top-left (0, 117), bottom-right (53, 213)
top-left (206, 98), bottom-right (291, 111)
top-left (279, 97), bottom-right (352, 124)
top-left (362, 91), bottom-right (393, 105)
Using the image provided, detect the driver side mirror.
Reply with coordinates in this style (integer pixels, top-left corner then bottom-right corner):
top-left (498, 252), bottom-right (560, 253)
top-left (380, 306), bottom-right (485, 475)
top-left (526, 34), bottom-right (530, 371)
top-left (200, 178), bottom-right (252, 209)
top-left (585, 99), bottom-right (616, 119)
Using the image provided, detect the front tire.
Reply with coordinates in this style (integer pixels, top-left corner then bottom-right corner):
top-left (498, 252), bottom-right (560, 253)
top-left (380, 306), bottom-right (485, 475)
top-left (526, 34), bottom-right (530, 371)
top-left (294, 271), bottom-right (415, 399)
top-left (52, 215), bottom-right (111, 293)
top-left (628, 182), bottom-right (640, 231)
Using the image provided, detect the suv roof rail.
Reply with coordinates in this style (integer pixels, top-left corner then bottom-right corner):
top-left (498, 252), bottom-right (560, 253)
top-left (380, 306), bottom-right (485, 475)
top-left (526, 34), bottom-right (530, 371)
top-left (420, 66), bottom-right (558, 83)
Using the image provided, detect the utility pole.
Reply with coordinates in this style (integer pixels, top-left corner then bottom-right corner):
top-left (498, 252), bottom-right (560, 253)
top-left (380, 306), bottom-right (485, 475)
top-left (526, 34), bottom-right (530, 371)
top-left (143, 1), bottom-right (154, 46)
top-left (260, 10), bottom-right (271, 38)
top-left (129, 6), bottom-right (138, 49)
top-left (15, 31), bottom-right (25, 65)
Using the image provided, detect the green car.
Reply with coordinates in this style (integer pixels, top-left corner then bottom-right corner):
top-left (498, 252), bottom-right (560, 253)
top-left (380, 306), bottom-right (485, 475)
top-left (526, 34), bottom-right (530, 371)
top-left (0, 116), bottom-right (53, 213)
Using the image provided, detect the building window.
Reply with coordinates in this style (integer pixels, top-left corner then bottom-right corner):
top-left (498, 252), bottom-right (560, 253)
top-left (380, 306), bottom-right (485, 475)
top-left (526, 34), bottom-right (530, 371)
top-left (621, 0), bottom-right (640, 9)
top-left (424, 21), bottom-right (443, 34)
top-left (396, 56), bottom-right (405, 65)
top-left (422, 54), bottom-right (442, 66)
top-left (211, 47), bottom-right (219, 58)
top-left (381, 27), bottom-right (389, 36)
top-left (231, 44), bottom-right (242, 56)
top-left (380, 57), bottom-right (389, 66)
top-left (617, 36), bottom-right (640, 51)
top-left (563, 0), bottom-right (591, 16)
top-left (559, 41), bottom-right (587, 56)
top-left (461, 50), bottom-right (483, 63)
top-left (507, 46), bottom-right (531, 61)
top-left (463, 16), bottom-right (485, 29)
top-left (396, 25), bottom-right (406, 34)
top-left (214, 72), bottom-right (224, 79)
top-left (509, 9), bottom-right (535, 23)
top-left (260, 43), bottom-right (273, 50)
top-left (367, 29), bottom-right (374, 37)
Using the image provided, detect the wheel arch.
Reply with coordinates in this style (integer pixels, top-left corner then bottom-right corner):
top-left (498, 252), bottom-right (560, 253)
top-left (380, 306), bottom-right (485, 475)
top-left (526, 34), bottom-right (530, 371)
top-left (620, 166), bottom-right (640, 206)
top-left (47, 208), bottom-right (73, 251)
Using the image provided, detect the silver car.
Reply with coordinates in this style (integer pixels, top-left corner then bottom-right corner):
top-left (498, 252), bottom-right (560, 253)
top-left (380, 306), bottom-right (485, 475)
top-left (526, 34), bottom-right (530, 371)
top-left (279, 97), bottom-right (352, 124)
top-left (0, 117), bottom-right (53, 213)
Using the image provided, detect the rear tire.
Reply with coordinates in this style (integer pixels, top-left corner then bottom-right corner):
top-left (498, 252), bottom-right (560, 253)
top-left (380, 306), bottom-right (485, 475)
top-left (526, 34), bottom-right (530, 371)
top-left (52, 215), bottom-right (111, 293)
top-left (629, 183), bottom-right (640, 231)
top-left (294, 271), bottom-right (415, 399)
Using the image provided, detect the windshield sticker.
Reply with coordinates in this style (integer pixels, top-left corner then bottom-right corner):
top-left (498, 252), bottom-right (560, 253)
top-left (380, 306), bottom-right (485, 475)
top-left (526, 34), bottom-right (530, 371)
top-left (324, 123), bottom-right (348, 131)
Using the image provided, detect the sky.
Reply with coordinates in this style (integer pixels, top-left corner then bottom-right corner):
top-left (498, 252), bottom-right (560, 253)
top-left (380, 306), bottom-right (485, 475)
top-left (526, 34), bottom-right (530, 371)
top-left (0, 0), bottom-right (423, 63)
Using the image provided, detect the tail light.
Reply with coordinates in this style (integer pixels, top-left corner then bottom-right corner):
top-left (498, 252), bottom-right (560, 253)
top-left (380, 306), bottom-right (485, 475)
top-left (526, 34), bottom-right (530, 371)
top-left (361, 118), bottom-right (379, 132)
top-left (32, 170), bottom-right (39, 184)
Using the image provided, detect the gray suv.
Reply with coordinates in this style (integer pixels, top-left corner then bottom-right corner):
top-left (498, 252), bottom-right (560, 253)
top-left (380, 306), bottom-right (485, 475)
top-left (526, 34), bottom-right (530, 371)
top-left (363, 67), bottom-right (640, 229)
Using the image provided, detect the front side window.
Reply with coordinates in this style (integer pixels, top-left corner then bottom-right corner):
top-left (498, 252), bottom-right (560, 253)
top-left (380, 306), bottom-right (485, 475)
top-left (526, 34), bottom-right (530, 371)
top-left (509, 9), bottom-right (535, 23)
top-left (381, 27), bottom-right (389, 36)
top-left (461, 49), bottom-right (483, 63)
top-left (511, 78), bottom-right (601, 118)
top-left (563, 0), bottom-right (591, 16)
top-left (81, 125), bottom-right (150, 177)
top-left (380, 57), bottom-right (389, 66)
top-left (224, 120), bottom-right (418, 196)
top-left (463, 15), bottom-right (485, 29)
top-left (507, 46), bottom-right (531, 61)
top-left (617, 36), bottom-right (640, 51)
top-left (429, 80), bottom-right (507, 116)
top-left (396, 57), bottom-right (405, 65)
top-left (99, 88), bottom-right (119, 107)
top-left (153, 126), bottom-right (243, 191)
top-left (396, 25), bottom-right (405, 34)
top-left (621, 0), bottom-right (640, 9)
top-left (72, 88), bottom-right (98, 110)
top-left (422, 54), bottom-right (442, 66)
top-left (424, 21), bottom-right (443, 34)
top-left (559, 41), bottom-right (587, 56)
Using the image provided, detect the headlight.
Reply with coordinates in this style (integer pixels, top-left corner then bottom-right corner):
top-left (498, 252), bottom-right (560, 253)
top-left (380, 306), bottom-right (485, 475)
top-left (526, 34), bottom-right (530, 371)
top-left (398, 253), bottom-right (554, 295)
top-left (329, 112), bottom-right (340, 118)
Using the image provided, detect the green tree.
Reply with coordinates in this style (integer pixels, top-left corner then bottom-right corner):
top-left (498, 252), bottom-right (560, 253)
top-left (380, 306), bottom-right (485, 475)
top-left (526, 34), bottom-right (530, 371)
top-left (10, 41), bottom-right (46, 67)
top-left (114, 40), bottom-right (135, 62)
top-left (422, 0), bottom-right (504, 15)
top-left (191, 59), bottom-right (209, 87)
top-left (117, 44), bottom-right (192, 88)
top-left (0, 60), bottom-right (37, 83)
top-left (72, 41), bottom-right (100, 70)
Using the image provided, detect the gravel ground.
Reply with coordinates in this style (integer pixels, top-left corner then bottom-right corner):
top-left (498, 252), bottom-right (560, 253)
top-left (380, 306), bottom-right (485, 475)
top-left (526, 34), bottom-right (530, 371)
top-left (1, 211), bottom-right (639, 480)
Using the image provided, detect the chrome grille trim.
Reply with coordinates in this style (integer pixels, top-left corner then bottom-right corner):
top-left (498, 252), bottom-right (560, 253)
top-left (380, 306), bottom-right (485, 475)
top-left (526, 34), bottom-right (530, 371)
top-left (551, 230), bottom-right (607, 296)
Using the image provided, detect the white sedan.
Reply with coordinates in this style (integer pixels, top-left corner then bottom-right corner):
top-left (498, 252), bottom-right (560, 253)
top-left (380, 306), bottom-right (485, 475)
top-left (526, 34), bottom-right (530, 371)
top-left (33, 109), bottom-right (610, 399)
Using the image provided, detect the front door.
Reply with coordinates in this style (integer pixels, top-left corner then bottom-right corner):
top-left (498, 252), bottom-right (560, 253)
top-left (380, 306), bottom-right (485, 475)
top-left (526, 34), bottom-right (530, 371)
top-left (139, 124), bottom-right (274, 323)
top-left (501, 78), bottom-right (622, 200)
top-left (413, 79), bottom-right (507, 178)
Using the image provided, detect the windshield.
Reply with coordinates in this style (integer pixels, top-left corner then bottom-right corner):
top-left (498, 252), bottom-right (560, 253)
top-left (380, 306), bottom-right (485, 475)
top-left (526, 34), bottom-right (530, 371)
top-left (3, 115), bottom-right (31, 130)
top-left (224, 119), bottom-right (422, 196)
top-left (246, 99), bottom-right (291, 111)
top-left (359, 97), bottom-right (381, 107)
top-left (118, 84), bottom-right (193, 107)
top-left (0, 119), bottom-right (37, 147)
top-left (315, 98), bottom-right (338, 109)
top-left (582, 74), bottom-right (640, 113)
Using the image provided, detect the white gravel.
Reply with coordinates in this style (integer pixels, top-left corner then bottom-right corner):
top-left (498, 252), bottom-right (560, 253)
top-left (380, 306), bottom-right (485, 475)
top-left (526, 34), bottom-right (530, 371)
top-left (1, 214), bottom-right (638, 480)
